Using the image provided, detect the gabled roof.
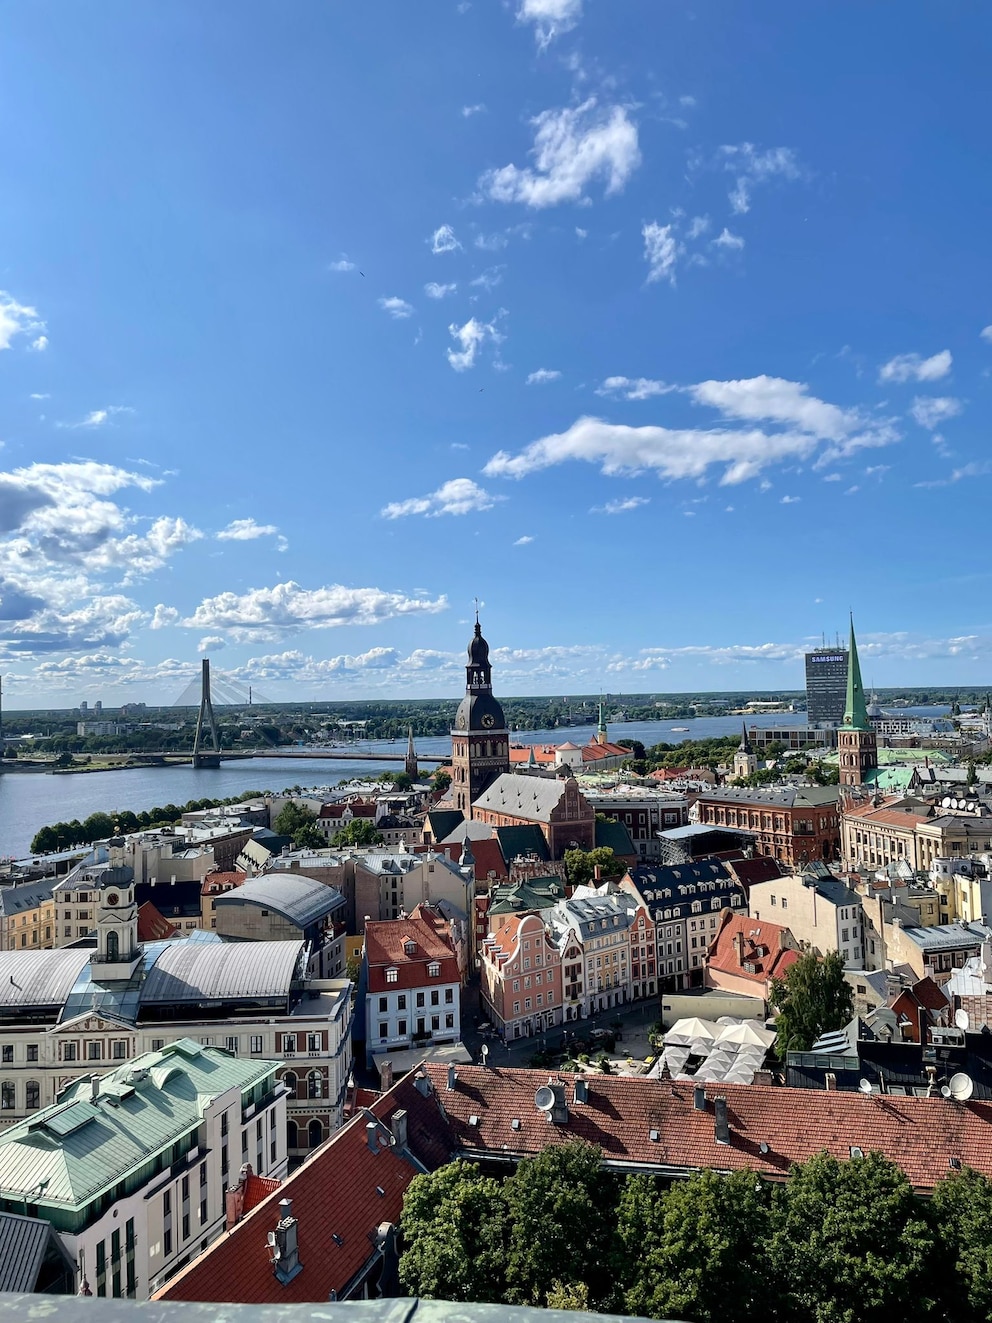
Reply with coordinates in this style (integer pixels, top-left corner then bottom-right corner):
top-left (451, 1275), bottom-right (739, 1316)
top-left (724, 856), bottom-right (786, 891)
top-left (707, 910), bottom-right (800, 986)
top-left (0, 1213), bottom-right (73, 1293)
top-left (0, 879), bottom-right (56, 917)
top-left (594, 819), bottom-right (636, 857)
top-left (242, 1171), bottom-right (282, 1213)
top-left (474, 773), bottom-right (584, 824)
top-left (364, 905), bottom-right (459, 989)
top-left (425, 809), bottom-right (465, 842)
top-left (582, 742), bottom-right (630, 762)
top-left (136, 902), bottom-right (178, 943)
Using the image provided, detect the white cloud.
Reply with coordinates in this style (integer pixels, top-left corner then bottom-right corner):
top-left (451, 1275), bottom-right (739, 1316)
top-left (329, 256), bottom-right (356, 272)
top-left (879, 349), bottom-right (952, 383)
top-left (780, 494), bottom-right (801, 504)
top-left (462, 103), bottom-right (486, 117)
top-left (430, 225), bottom-right (462, 254)
top-left (470, 266), bottom-right (504, 291)
top-left (910, 396), bottom-right (962, 429)
top-left (680, 95), bottom-right (697, 108)
top-left (447, 316), bottom-right (502, 371)
top-left (981, 326), bottom-right (992, 344)
top-left (592, 495), bottom-right (650, 514)
top-left (526, 368), bottom-right (561, 385)
top-left (198, 635), bottom-right (226, 653)
top-left (217, 518), bottom-right (281, 542)
top-left (642, 222), bottom-right (679, 285)
top-left (597, 376), bottom-right (672, 401)
top-left (425, 282), bottom-right (457, 299)
top-left (0, 292), bottom-right (45, 352)
top-left (516, 0), bottom-right (582, 48)
top-left (514, 534), bottom-right (535, 545)
top-left (719, 143), bottom-right (801, 214)
top-left (687, 215), bottom-right (710, 240)
top-left (30, 335), bottom-right (48, 352)
top-left (58, 405), bottom-right (134, 430)
top-left (484, 375), bottom-right (898, 485)
top-left (475, 232), bottom-right (509, 252)
top-left (181, 582), bottom-right (448, 642)
top-left (713, 227), bottom-right (745, 250)
top-left (381, 477), bottom-right (499, 520)
top-left (29, 393), bottom-right (49, 400)
top-left (151, 604), bottom-right (180, 629)
top-left (379, 296), bottom-right (414, 319)
top-left (479, 98), bottom-right (640, 209)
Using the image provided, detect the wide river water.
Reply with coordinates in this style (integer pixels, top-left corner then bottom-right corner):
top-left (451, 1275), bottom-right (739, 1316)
top-left (0, 708), bottom-right (946, 859)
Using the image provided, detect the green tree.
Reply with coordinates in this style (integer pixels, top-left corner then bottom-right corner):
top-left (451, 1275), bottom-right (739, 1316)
top-left (292, 822), bottom-right (326, 850)
top-left (564, 846), bottom-right (623, 887)
top-left (618, 1170), bottom-right (776, 1323)
top-left (399, 1161), bottom-right (508, 1303)
top-left (273, 801), bottom-right (317, 837)
top-left (929, 1166), bottom-right (992, 1322)
top-left (431, 768), bottom-right (452, 797)
top-left (768, 1150), bottom-right (936, 1323)
top-left (503, 1142), bottom-right (618, 1307)
top-left (770, 950), bottom-right (854, 1055)
top-left (82, 812), bottom-right (115, 841)
top-left (29, 825), bottom-right (59, 853)
top-left (331, 818), bottom-right (384, 847)
top-left (618, 739), bottom-right (646, 761)
top-left (545, 1281), bottom-right (590, 1311)
top-left (54, 751), bottom-right (76, 768)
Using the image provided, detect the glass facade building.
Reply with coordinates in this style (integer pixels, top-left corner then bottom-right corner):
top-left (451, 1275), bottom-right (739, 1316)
top-left (805, 648), bottom-right (849, 727)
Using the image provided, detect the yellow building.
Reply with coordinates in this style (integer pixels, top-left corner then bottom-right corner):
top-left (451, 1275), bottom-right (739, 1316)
top-left (0, 879), bottom-right (56, 951)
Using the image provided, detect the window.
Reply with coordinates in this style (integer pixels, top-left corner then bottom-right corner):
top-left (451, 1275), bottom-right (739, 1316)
top-left (26, 1045), bottom-right (38, 1062)
top-left (64, 1042), bottom-right (77, 1062)
top-left (251, 1036), bottom-right (263, 1053)
top-left (182, 1175), bottom-right (190, 1201)
top-left (226, 1035), bottom-right (239, 1052)
top-left (416, 992), bottom-right (425, 1008)
top-left (163, 1228), bottom-right (172, 1257)
top-left (307, 1032), bottom-right (321, 1052)
top-left (386, 967), bottom-right (398, 983)
top-left (444, 987), bottom-right (454, 1003)
top-left (308, 1071), bottom-right (324, 1099)
top-left (26, 1081), bottom-right (39, 1110)
top-left (781, 897), bottom-right (788, 909)
top-left (281, 1034), bottom-right (296, 1053)
top-left (221, 1112), bottom-right (229, 1137)
top-left (163, 1190), bottom-right (171, 1216)
top-left (88, 1042), bottom-right (102, 1060)
top-left (430, 989), bottom-right (440, 1006)
top-left (445, 1013), bottom-right (454, 1029)
top-left (396, 993), bottom-right (407, 1010)
top-left (398, 1019), bottom-right (407, 1036)
top-left (379, 996), bottom-right (388, 1013)
top-left (379, 1022), bottom-right (388, 1040)
top-left (1, 1047), bottom-right (11, 1064)
top-left (431, 1015), bottom-right (440, 1031)
top-left (112, 1041), bottom-right (127, 1059)
top-left (151, 1039), bottom-right (164, 1051)
top-left (182, 1215), bottom-right (190, 1242)
top-left (428, 961), bottom-right (441, 977)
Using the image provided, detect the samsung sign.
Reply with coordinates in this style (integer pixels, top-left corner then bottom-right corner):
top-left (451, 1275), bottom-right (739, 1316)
top-left (810, 654), bottom-right (845, 664)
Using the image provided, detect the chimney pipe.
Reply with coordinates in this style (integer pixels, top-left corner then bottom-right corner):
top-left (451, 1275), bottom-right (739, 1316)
top-left (390, 1108), bottom-right (408, 1149)
top-left (714, 1095), bottom-right (730, 1145)
top-left (693, 1084), bottom-right (706, 1111)
top-left (446, 1064), bottom-right (457, 1091)
top-left (366, 1122), bottom-right (380, 1153)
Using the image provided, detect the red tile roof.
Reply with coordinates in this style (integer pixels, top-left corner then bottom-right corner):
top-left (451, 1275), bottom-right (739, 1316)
top-left (421, 1063), bottom-right (992, 1192)
top-left (365, 904), bottom-right (460, 992)
top-left (200, 871), bottom-right (246, 896)
top-left (509, 745), bottom-right (558, 765)
top-left (582, 742), bottom-right (630, 762)
top-left (724, 857), bottom-right (786, 891)
top-left (136, 902), bottom-right (178, 942)
top-left (242, 1173), bottom-right (282, 1213)
top-left (156, 1076), bottom-right (451, 1305)
top-left (706, 910), bottom-right (800, 987)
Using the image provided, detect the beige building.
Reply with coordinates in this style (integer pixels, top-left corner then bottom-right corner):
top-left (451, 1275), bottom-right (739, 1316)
top-left (842, 796), bottom-right (992, 873)
top-left (213, 873), bottom-right (346, 980)
top-left (749, 872), bottom-right (865, 966)
top-left (0, 879), bottom-right (56, 951)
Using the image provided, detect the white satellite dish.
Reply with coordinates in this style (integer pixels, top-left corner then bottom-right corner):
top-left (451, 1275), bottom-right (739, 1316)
top-left (858, 1078), bottom-right (873, 1094)
top-left (480, 1043), bottom-right (490, 1064)
top-left (267, 1231), bottom-right (277, 1247)
top-left (955, 1009), bottom-right (971, 1031)
top-left (941, 1085), bottom-right (952, 1098)
top-left (534, 1086), bottom-right (556, 1112)
top-left (948, 1072), bottom-right (975, 1102)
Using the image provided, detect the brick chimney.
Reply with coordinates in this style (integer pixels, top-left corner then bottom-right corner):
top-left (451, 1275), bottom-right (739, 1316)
top-left (733, 930), bottom-right (746, 966)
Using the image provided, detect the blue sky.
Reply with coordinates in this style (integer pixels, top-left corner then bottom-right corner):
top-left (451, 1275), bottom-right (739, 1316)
top-left (2, 0), bottom-right (992, 707)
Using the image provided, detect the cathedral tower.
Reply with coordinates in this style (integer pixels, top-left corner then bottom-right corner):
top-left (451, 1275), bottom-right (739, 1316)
top-left (837, 616), bottom-right (878, 788)
top-left (450, 613), bottom-right (510, 815)
top-left (734, 722), bottom-right (758, 780)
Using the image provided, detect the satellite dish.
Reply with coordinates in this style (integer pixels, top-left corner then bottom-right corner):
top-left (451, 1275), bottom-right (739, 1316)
top-left (267, 1232), bottom-right (277, 1247)
top-left (534, 1086), bottom-right (556, 1112)
top-left (858, 1079), bottom-right (873, 1094)
top-left (955, 1009), bottom-right (971, 1031)
top-left (949, 1072), bottom-right (975, 1102)
top-left (941, 1086), bottom-right (952, 1098)
top-left (480, 1043), bottom-right (490, 1064)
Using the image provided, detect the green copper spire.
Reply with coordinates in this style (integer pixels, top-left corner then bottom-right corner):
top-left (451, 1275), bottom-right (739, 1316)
top-left (842, 615), bottom-right (871, 731)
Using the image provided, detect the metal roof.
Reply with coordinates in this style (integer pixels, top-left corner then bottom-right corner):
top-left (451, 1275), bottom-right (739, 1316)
top-left (0, 1214), bottom-right (71, 1292)
top-left (214, 874), bottom-right (345, 929)
top-left (0, 879), bottom-right (57, 917)
top-left (0, 949), bottom-right (91, 1010)
top-left (141, 938), bottom-right (305, 1004)
top-left (474, 773), bottom-right (575, 823)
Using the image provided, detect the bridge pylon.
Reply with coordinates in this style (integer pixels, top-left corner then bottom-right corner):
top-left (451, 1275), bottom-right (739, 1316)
top-left (192, 658), bottom-right (222, 768)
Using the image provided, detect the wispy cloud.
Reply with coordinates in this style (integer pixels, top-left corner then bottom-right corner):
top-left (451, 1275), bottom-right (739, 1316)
top-left (470, 266), bottom-right (505, 292)
top-left (514, 534), bottom-right (535, 545)
top-left (379, 296), bottom-right (414, 320)
top-left (643, 221), bottom-right (679, 285)
top-left (597, 376), bottom-right (672, 401)
top-left (719, 143), bottom-right (802, 214)
top-left (381, 477), bottom-right (500, 519)
top-left (425, 282), bottom-right (457, 299)
top-left (58, 405), bottom-right (134, 430)
top-left (29, 392), bottom-right (50, 401)
top-left (217, 518), bottom-right (280, 542)
top-left (462, 103), bottom-right (486, 117)
top-left (0, 291), bottom-right (45, 352)
top-left (713, 227), bottom-right (745, 251)
top-left (780, 494), bottom-right (801, 504)
top-left (516, 0), bottom-right (582, 49)
top-left (447, 316), bottom-right (503, 371)
top-left (430, 224), bottom-right (462, 254)
top-left (526, 368), bottom-right (561, 385)
top-left (592, 495), bottom-right (650, 514)
top-left (479, 98), bottom-right (640, 209)
top-left (981, 326), bottom-right (992, 344)
top-left (329, 256), bottom-right (356, 272)
top-left (879, 349), bottom-right (952, 383)
top-left (910, 395), bottom-right (962, 429)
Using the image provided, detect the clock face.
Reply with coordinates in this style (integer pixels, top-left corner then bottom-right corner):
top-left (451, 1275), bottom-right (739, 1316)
top-left (106, 893), bottom-right (120, 907)
top-left (456, 713), bottom-right (467, 729)
top-left (481, 713), bottom-right (495, 729)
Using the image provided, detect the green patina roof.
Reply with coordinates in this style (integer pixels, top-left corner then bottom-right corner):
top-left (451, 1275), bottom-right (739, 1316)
top-left (594, 818), bottom-right (637, 856)
top-left (842, 616), bottom-right (871, 732)
top-left (0, 1039), bottom-right (279, 1212)
top-left (488, 877), bottom-right (565, 917)
top-left (494, 824), bottom-right (550, 863)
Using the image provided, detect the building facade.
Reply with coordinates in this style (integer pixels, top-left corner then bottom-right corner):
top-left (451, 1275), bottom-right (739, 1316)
top-left (363, 904), bottom-right (461, 1065)
top-left (0, 879), bottom-right (56, 951)
top-left (473, 773), bottom-right (596, 859)
top-left (749, 872), bottom-right (865, 966)
top-left (480, 912), bottom-right (563, 1040)
top-left (694, 785), bottom-right (841, 865)
top-left (805, 646), bottom-right (849, 728)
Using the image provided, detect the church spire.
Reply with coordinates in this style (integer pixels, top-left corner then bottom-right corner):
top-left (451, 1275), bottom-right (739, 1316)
top-left (405, 725), bottom-right (418, 781)
top-left (738, 721), bottom-right (752, 754)
top-left (842, 615), bottom-right (870, 731)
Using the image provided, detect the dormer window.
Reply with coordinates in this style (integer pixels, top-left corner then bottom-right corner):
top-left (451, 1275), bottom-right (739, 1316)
top-left (428, 961), bottom-right (441, 977)
top-left (386, 967), bottom-right (398, 983)
top-left (403, 939), bottom-right (416, 956)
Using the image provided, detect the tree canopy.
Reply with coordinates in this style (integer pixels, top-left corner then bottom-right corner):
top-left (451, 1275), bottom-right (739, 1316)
top-left (564, 846), bottom-right (623, 886)
top-left (331, 817), bottom-right (384, 847)
top-left (770, 949), bottom-right (854, 1055)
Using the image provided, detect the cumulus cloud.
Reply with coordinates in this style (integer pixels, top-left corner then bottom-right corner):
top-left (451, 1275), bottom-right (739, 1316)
top-left (151, 604), bottom-right (181, 629)
top-left (910, 396), bottom-right (962, 429)
top-left (447, 316), bottom-right (502, 371)
top-left (879, 349), bottom-right (952, 383)
top-left (597, 376), bottom-right (672, 401)
top-left (0, 292), bottom-right (45, 352)
top-left (381, 478), bottom-right (499, 519)
top-left (430, 225), bottom-right (462, 254)
top-left (526, 368), bottom-right (561, 385)
top-left (719, 143), bottom-right (801, 214)
top-left (780, 494), bottom-right (801, 504)
top-left (198, 635), bottom-right (226, 653)
top-left (425, 282), bottom-right (457, 299)
top-left (643, 222), bottom-right (679, 285)
top-left (329, 256), bottom-right (356, 272)
top-left (378, 296), bottom-right (414, 319)
top-left (479, 98), bottom-right (640, 208)
top-left (217, 518), bottom-right (281, 541)
top-left (30, 335), bottom-right (48, 352)
top-left (181, 582), bottom-right (448, 642)
top-left (514, 534), bottom-right (535, 545)
top-left (592, 495), bottom-right (650, 514)
top-left (516, 0), bottom-right (582, 47)
top-left (981, 326), bottom-right (992, 344)
top-left (484, 375), bottom-right (898, 485)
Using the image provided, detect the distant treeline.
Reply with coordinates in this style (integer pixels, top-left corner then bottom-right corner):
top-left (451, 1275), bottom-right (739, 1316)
top-left (27, 792), bottom-right (265, 855)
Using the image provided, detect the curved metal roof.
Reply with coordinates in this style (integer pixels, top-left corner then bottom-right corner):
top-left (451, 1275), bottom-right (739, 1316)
top-left (214, 874), bottom-right (344, 929)
top-left (0, 950), bottom-right (91, 1010)
top-left (141, 939), bottom-right (304, 1005)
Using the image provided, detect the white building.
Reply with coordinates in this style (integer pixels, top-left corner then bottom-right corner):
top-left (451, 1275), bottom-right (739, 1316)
top-left (0, 1038), bottom-right (286, 1300)
top-left (749, 869), bottom-right (865, 966)
top-left (543, 891), bottom-right (634, 1018)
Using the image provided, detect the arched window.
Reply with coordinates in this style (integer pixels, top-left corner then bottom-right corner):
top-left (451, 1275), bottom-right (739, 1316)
top-left (282, 1071), bottom-right (298, 1096)
top-left (25, 1081), bottom-right (40, 1110)
top-left (307, 1070), bottom-right (324, 1099)
top-left (286, 1120), bottom-right (299, 1152)
top-left (308, 1119), bottom-right (323, 1149)
top-left (106, 931), bottom-right (119, 962)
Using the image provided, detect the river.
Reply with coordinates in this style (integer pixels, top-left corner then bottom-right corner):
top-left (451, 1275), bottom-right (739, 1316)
top-left (0, 708), bottom-right (947, 859)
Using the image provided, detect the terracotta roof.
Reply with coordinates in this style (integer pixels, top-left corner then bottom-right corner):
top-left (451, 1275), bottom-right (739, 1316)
top-left (201, 871), bottom-right (246, 896)
top-left (706, 910), bottom-right (800, 986)
top-left (845, 804), bottom-right (928, 828)
top-left (157, 1072), bottom-right (452, 1305)
top-left (509, 745), bottom-right (558, 765)
top-left (136, 902), bottom-right (177, 942)
top-left (911, 976), bottom-right (951, 1012)
top-left (242, 1172), bottom-right (282, 1213)
top-left (364, 904), bottom-right (459, 992)
top-left (420, 1063), bottom-right (992, 1192)
top-left (582, 742), bottom-right (630, 762)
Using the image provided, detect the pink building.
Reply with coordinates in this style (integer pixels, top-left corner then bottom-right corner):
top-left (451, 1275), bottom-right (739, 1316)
top-left (625, 894), bottom-right (657, 1001)
top-left (480, 912), bottom-right (563, 1040)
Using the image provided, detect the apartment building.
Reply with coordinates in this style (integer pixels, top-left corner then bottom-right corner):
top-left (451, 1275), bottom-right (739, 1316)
top-left (583, 786), bottom-right (689, 860)
top-left (694, 785), bottom-right (841, 866)
top-left (480, 911), bottom-right (563, 1040)
top-left (362, 904), bottom-right (461, 1066)
top-left (542, 892), bottom-right (634, 1018)
top-left (0, 879), bottom-right (56, 951)
top-left (749, 871), bottom-right (865, 966)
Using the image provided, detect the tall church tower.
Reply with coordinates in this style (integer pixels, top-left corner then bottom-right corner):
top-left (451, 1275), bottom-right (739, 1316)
top-left (734, 723), bottom-right (758, 780)
top-left (450, 613), bottom-right (510, 816)
top-left (837, 616), bottom-right (878, 788)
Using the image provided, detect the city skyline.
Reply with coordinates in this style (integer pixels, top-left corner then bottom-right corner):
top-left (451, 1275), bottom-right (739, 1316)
top-left (2, 3), bottom-right (991, 706)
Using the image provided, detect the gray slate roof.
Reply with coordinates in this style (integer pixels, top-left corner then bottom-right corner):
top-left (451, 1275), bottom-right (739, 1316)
top-left (0, 880), bottom-right (57, 918)
top-left (899, 921), bottom-right (992, 952)
top-left (0, 1214), bottom-right (72, 1292)
top-left (214, 874), bottom-right (344, 928)
top-left (473, 773), bottom-right (572, 822)
top-left (141, 939), bottom-right (305, 1004)
top-left (698, 785), bottom-right (840, 808)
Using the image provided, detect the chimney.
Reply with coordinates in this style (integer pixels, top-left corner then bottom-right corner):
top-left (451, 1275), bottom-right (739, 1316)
top-left (90, 1076), bottom-right (99, 1102)
top-left (446, 1064), bottom-right (457, 1091)
top-left (366, 1122), bottom-right (381, 1154)
top-left (272, 1198), bottom-right (303, 1285)
top-left (413, 1072), bottom-right (431, 1098)
top-left (225, 1164), bottom-right (253, 1230)
top-left (714, 1096), bottom-right (730, 1145)
top-left (825, 1072), bottom-right (836, 1092)
top-left (594, 865), bottom-right (602, 881)
top-left (379, 1060), bottom-right (394, 1091)
top-left (693, 1084), bottom-right (707, 1111)
top-left (733, 930), bottom-right (746, 966)
top-left (390, 1108), bottom-right (408, 1149)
